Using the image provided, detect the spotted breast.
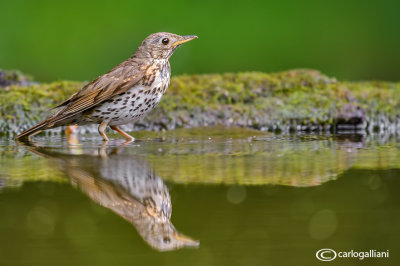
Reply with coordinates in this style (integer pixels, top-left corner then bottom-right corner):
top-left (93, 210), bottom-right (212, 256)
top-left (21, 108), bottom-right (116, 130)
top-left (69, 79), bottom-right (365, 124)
top-left (83, 60), bottom-right (170, 126)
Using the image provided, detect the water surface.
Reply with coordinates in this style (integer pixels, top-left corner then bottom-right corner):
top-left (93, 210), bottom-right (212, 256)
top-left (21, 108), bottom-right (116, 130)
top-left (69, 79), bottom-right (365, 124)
top-left (0, 127), bottom-right (399, 265)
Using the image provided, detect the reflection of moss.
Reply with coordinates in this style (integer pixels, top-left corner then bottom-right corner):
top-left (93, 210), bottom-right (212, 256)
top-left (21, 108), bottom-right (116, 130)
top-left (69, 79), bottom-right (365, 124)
top-left (0, 156), bottom-right (66, 189)
top-left (1, 128), bottom-right (400, 187)
top-left (1, 69), bottom-right (400, 136)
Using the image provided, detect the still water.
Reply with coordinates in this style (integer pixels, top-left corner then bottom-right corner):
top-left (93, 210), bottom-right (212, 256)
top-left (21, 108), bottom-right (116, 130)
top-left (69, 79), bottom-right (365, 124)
top-left (0, 127), bottom-right (399, 265)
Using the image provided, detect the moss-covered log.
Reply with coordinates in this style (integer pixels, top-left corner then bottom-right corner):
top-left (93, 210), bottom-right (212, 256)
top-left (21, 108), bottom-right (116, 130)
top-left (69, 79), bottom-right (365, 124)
top-left (1, 69), bottom-right (399, 136)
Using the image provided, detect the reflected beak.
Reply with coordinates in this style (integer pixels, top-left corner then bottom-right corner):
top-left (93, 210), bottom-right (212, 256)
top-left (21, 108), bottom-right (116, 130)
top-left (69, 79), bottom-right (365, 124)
top-left (173, 232), bottom-right (200, 247)
top-left (171, 35), bottom-right (198, 48)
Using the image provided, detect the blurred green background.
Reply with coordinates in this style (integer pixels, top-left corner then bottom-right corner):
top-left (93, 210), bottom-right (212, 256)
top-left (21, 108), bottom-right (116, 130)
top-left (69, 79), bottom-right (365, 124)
top-left (0, 0), bottom-right (399, 82)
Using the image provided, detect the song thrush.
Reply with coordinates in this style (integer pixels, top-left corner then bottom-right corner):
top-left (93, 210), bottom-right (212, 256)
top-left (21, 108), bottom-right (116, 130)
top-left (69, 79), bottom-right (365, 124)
top-left (27, 145), bottom-right (199, 251)
top-left (16, 32), bottom-right (198, 142)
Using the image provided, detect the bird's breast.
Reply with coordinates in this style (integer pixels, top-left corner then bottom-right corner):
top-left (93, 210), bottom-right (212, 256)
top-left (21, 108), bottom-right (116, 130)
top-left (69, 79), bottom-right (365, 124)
top-left (83, 62), bottom-right (170, 126)
top-left (142, 61), bottom-right (170, 87)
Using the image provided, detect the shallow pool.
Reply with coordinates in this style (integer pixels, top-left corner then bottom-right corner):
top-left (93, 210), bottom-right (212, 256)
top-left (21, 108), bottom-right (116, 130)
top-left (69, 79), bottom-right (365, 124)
top-left (0, 127), bottom-right (399, 265)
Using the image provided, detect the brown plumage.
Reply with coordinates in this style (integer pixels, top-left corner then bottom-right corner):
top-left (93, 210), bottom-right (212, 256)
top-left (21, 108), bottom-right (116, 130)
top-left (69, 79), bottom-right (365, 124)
top-left (16, 32), bottom-right (197, 142)
top-left (26, 145), bottom-right (199, 251)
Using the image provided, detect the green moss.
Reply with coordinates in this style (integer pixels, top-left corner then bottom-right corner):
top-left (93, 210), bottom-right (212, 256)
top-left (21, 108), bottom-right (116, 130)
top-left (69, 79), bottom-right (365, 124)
top-left (0, 69), bottom-right (33, 87)
top-left (1, 69), bottom-right (399, 136)
top-left (0, 80), bottom-right (82, 134)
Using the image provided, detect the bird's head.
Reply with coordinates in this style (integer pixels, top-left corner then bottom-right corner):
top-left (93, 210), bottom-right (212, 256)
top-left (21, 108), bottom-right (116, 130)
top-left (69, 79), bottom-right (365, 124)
top-left (134, 32), bottom-right (198, 60)
top-left (142, 221), bottom-right (199, 251)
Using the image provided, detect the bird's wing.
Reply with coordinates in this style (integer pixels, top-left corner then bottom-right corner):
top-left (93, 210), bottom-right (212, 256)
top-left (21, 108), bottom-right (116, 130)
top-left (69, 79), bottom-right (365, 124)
top-left (50, 59), bottom-right (149, 122)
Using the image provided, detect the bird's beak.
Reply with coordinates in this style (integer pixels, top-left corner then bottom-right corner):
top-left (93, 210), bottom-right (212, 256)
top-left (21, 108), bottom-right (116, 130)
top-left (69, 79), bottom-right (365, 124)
top-left (171, 35), bottom-right (198, 48)
top-left (173, 232), bottom-right (200, 247)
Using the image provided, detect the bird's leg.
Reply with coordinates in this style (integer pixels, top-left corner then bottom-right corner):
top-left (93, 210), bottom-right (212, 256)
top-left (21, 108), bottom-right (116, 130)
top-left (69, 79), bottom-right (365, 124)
top-left (99, 141), bottom-right (108, 158)
top-left (110, 126), bottom-right (135, 142)
top-left (98, 120), bottom-right (109, 142)
top-left (66, 125), bottom-right (79, 145)
top-left (109, 144), bottom-right (128, 155)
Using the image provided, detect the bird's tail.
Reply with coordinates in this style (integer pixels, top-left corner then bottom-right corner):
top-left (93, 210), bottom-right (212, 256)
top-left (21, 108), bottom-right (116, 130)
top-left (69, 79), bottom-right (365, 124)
top-left (15, 109), bottom-right (80, 141)
top-left (15, 120), bottom-right (52, 140)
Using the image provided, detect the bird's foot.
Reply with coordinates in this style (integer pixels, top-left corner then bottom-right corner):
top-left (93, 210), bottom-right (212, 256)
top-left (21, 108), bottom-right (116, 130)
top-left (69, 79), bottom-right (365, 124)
top-left (98, 121), bottom-right (110, 142)
top-left (110, 126), bottom-right (135, 143)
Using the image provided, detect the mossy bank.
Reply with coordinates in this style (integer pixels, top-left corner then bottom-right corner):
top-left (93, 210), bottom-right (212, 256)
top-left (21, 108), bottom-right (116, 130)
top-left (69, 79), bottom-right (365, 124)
top-left (1, 69), bottom-right (400, 136)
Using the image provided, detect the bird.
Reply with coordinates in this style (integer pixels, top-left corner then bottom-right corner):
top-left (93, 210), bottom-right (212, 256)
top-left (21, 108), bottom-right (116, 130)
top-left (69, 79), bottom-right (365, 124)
top-left (16, 32), bottom-right (198, 142)
top-left (26, 144), bottom-right (199, 251)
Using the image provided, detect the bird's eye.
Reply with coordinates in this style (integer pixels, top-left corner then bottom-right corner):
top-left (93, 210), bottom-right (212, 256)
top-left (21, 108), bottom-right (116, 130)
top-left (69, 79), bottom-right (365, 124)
top-left (161, 38), bottom-right (170, 45)
top-left (163, 236), bottom-right (171, 243)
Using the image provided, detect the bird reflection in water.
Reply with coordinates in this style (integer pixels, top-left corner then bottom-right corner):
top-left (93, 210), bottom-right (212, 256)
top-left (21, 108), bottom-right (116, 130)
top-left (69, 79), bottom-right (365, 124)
top-left (27, 144), bottom-right (199, 251)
